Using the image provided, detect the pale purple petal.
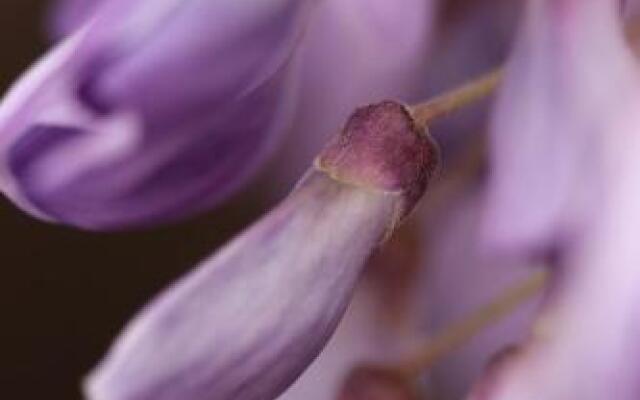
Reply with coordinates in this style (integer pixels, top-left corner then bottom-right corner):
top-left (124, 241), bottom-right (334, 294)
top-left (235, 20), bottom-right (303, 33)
top-left (87, 171), bottom-right (399, 400)
top-left (86, 101), bottom-right (440, 400)
top-left (417, 190), bottom-right (541, 399)
top-left (472, 1), bottom-right (640, 398)
top-left (1, 0), bottom-right (315, 229)
top-left (474, 126), bottom-right (640, 399)
top-left (482, 0), bottom-right (640, 254)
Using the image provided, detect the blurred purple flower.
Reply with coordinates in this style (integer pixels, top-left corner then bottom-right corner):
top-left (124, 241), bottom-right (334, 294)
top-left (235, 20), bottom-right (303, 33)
top-left (473, 0), bottom-right (640, 399)
top-left (0, 0), bottom-right (315, 229)
top-left (418, 189), bottom-right (541, 400)
top-left (482, 0), bottom-right (639, 255)
top-left (86, 101), bottom-right (439, 400)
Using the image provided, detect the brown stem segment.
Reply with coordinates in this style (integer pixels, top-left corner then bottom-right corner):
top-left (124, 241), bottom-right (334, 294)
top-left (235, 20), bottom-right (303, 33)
top-left (397, 270), bottom-right (547, 377)
top-left (410, 69), bottom-right (503, 129)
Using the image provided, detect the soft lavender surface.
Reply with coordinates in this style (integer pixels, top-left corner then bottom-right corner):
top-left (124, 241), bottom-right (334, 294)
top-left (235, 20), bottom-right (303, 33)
top-left (472, 0), bottom-right (640, 398)
top-left (86, 171), bottom-right (399, 400)
top-left (482, 0), bottom-right (637, 255)
top-left (1, 0), bottom-right (314, 229)
top-left (417, 189), bottom-right (541, 400)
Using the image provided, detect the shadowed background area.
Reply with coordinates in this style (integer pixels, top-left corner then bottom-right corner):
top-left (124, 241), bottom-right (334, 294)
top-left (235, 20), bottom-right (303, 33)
top-left (0, 2), bottom-right (267, 398)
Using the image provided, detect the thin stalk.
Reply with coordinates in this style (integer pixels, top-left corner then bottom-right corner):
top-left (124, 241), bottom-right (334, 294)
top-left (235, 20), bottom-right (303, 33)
top-left (410, 69), bottom-right (502, 129)
top-left (397, 270), bottom-right (547, 377)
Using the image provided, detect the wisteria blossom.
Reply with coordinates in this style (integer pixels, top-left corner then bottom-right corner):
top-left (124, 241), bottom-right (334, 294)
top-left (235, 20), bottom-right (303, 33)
top-left (86, 101), bottom-right (439, 400)
top-left (483, 0), bottom-right (637, 255)
top-left (474, 0), bottom-right (640, 399)
top-left (1, 0), bottom-right (315, 229)
top-left (6, 0), bottom-right (640, 399)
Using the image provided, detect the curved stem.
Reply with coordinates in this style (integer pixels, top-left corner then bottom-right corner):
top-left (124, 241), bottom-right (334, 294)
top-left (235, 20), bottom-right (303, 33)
top-left (397, 270), bottom-right (547, 377)
top-left (410, 69), bottom-right (503, 129)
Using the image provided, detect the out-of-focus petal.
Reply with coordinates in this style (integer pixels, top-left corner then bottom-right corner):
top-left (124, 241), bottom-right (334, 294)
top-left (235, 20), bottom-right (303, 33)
top-left (1, 0), bottom-right (315, 229)
top-left (466, 346), bottom-right (521, 400)
top-left (418, 189), bottom-right (541, 400)
top-left (472, 1), bottom-right (640, 398)
top-left (482, 0), bottom-right (639, 254)
top-left (473, 128), bottom-right (640, 399)
top-left (86, 101), bottom-right (440, 400)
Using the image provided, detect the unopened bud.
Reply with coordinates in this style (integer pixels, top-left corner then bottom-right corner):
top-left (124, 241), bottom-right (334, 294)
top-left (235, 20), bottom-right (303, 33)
top-left (338, 366), bottom-right (420, 400)
top-left (316, 100), bottom-right (440, 221)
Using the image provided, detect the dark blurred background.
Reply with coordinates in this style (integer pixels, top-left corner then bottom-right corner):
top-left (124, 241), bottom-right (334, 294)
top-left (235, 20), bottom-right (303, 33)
top-left (0, 2), bottom-right (265, 398)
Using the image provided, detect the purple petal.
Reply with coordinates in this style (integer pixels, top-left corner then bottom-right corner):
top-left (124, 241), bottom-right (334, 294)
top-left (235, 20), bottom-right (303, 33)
top-left (86, 101), bottom-right (439, 400)
top-left (482, 0), bottom-right (640, 254)
top-left (1, 0), bottom-right (315, 229)
top-left (474, 138), bottom-right (640, 399)
top-left (472, 1), bottom-right (640, 398)
top-left (87, 171), bottom-right (400, 400)
top-left (418, 190), bottom-right (541, 399)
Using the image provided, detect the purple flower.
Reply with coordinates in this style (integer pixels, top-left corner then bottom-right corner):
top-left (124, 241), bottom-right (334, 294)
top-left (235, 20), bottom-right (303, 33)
top-left (482, 0), bottom-right (640, 255)
top-left (472, 0), bottom-right (640, 398)
top-left (85, 101), bottom-right (440, 400)
top-left (418, 190), bottom-right (541, 400)
top-left (0, 0), bottom-right (315, 229)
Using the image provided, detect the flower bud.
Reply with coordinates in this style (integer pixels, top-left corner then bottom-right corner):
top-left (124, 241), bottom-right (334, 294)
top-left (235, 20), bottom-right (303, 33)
top-left (1, 0), bottom-right (315, 229)
top-left (85, 100), bottom-right (439, 400)
top-left (316, 101), bottom-right (439, 221)
top-left (338, 366), bottom-right (419, 400)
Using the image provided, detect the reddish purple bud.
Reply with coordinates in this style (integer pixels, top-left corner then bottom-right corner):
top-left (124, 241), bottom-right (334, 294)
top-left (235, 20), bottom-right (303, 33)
top-left (338, 366), bottom-right (419, 400)
top-left (316, 101), bottom-right (439, 220)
